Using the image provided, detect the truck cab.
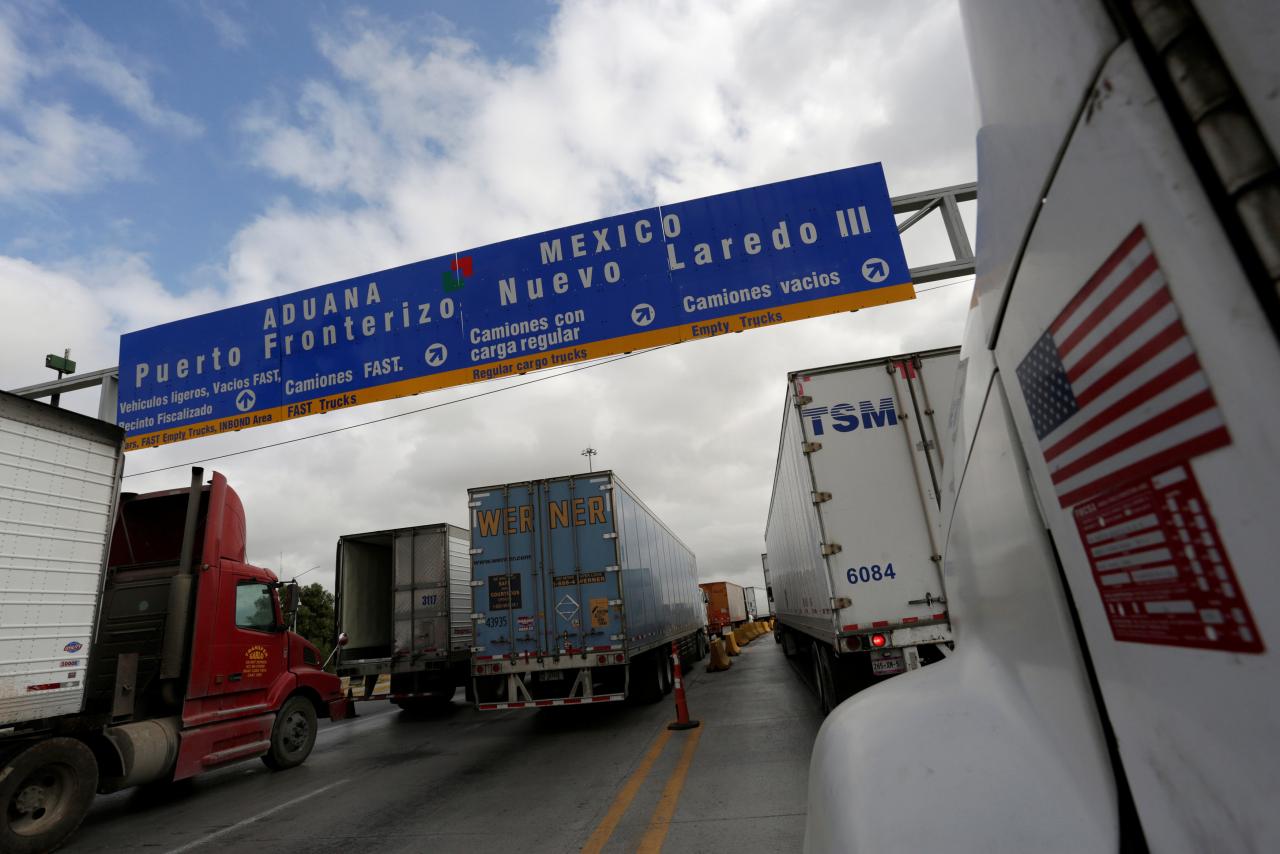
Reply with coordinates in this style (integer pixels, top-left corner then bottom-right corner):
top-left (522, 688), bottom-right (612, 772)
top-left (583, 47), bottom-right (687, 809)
top-left (90, 470), bottom-right (347, 782)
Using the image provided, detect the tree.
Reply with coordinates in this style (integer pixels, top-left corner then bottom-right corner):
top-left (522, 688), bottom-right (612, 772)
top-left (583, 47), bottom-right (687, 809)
top-left (295, 582), bottom-right (335, 666)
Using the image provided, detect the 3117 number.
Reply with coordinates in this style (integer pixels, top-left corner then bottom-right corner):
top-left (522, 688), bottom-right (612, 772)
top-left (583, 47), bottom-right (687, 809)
top-left (847, 563), bottom-right (896, 585)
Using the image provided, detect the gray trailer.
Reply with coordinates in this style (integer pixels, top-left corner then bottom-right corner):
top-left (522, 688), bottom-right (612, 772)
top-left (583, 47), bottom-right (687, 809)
top-left (333, 523), bottom-right (472, 710)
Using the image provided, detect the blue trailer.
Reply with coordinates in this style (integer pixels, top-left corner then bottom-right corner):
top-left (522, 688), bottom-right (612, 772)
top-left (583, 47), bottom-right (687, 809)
top-left (468, 471), bottom-right (706, 710)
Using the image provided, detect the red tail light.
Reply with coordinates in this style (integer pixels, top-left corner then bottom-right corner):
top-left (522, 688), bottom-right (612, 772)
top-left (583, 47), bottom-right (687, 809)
top-left (597, 655), bottom-right (607, 664)
top-left (870, 633), bottom-right (888, 648)
top-left (474, 665), bottom-right (484, 675)
top-left (614, 654), bottom-right (625, 663)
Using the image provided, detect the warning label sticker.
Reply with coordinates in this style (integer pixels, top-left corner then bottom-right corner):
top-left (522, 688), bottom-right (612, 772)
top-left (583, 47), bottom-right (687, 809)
top-left (590, 597), bottom-right (610, 628)
top-left (517, 615), bottom-right (535, 632)
top-left (487, 574), bottom-right (522, 611)
top-left (1073, 463), bottom-right (1263, 653)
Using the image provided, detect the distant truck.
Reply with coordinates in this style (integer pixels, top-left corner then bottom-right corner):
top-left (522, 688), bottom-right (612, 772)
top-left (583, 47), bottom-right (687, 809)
top-left (700, 581), bottom-right (747, 634)
top-left (468, 471), bottom-right (705, 709)
top-left (766, 349), bottom-right (957, 712)
top-left (333, 524), bottom-right (472, 712)
top-left (0, 391), bottom-right (346, 854)
top-left (744, 586), bottom-right (769, 621)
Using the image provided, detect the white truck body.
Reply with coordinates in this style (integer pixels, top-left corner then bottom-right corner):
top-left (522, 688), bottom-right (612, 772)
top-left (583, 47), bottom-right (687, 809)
top-left (766, 349), bottom-right (957, 664)
top-left (0, 393), bottom-right (124, 726)
top-left (744, 586), bottom-right (768, 621)
top-left (806, 1), bottom-right (1280, 850)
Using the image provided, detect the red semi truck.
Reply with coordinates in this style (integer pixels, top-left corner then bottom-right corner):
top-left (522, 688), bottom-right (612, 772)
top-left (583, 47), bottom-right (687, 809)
top-left (0, 391), bottom-right (348, 854)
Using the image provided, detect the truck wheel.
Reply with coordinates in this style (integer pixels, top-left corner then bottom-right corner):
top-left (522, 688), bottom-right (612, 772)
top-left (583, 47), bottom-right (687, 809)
top-left (660, 651), bottom-right (674, 696)
top-left (262, 696), bottom-right (317, 771)
top-left (1, 737), bottom-right (97, 854)
top-left (628, 653), bottom-right (663, 705)
top-left (812, 642), bottom-right (836, 715)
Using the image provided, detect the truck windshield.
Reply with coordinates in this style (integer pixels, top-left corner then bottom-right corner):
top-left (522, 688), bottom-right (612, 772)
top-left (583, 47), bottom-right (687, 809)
top-left (235, 581), bottom-right (277, 631)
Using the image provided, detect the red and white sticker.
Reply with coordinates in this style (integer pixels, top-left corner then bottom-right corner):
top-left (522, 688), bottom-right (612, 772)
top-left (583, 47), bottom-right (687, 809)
top-left (517, 615), bottom-right (535, 632)
top-left (1073, 463), bottom-right (1262, 653)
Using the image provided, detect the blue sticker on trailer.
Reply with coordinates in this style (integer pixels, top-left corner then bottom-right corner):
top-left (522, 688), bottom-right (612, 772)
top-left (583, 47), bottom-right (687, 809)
top-left (118, 163), bottom-right (912, 449)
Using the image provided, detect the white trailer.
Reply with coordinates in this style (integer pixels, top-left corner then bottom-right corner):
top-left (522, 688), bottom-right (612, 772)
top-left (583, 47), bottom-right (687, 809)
top-left (806, 1), bottom-right (1280, 851)
top-left (766, 349), bottom-right (957, 712)
top-left (0, 394), bottom-right (124, 725)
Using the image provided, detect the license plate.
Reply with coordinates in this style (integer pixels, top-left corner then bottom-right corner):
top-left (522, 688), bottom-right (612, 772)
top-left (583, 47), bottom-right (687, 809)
top-left (870, 648), bottom-right (905, 676)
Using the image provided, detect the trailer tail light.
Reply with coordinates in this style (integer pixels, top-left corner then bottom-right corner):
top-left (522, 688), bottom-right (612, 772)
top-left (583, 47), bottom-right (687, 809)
top-left (870, 633), bottom-right (888, 648)
top-left (597, 655), bottom-right (607, 664)
top-left (491, 663), bottom-right (502, 673)
top-left (474, 665), bottom-right (484, 675)
top-left (615, 654), bottom-right (625, 663)
top-left (843, 636), bottom-right (861, 652)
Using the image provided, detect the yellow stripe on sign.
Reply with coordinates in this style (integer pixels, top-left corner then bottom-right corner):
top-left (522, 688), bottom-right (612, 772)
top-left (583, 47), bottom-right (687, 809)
top-left (123, 282), bottom-right (913, 451)
top-left (636, 727), bottom-right (704, 854)
top-left (580, 729), bottom-right (674, 854)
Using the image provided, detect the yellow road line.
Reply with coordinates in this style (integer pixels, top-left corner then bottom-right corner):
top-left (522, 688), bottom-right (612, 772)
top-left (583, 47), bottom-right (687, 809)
top-left (581, 729), bottom-right (674, 854)
top-left (636, 727), bottom-right (704, 854)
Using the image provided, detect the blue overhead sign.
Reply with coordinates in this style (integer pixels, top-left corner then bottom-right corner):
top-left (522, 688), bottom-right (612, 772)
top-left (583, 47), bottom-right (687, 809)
top-left (118, 163), bottom-right (912, 449)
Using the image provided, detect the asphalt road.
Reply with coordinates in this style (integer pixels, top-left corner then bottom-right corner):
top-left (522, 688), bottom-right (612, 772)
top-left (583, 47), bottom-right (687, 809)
top-left (63, 636), bottom-right (823, 853)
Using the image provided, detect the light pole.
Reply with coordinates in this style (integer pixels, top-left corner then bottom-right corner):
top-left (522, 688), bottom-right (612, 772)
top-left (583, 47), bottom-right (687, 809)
top-left (288, 565), bottom-right (321, 631)
top-left (581, 447), bottom-right (598, 472)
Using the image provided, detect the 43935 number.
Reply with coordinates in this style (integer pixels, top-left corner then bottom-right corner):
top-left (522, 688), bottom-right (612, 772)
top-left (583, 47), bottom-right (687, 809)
top-left (847, 563), bottom-right (896, 585)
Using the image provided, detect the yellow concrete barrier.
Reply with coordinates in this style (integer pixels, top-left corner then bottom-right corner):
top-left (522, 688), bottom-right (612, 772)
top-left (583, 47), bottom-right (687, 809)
top-left (706, 638), bottom-right (732, 672)
top-left (733, 627), bottom-right (751, 646)
top-left (724, 631), bottom-right (742, 656)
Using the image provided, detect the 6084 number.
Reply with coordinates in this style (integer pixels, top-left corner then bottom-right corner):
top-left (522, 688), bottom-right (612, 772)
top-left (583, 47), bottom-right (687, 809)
top-left (847, 563), bottom-right (896, 585)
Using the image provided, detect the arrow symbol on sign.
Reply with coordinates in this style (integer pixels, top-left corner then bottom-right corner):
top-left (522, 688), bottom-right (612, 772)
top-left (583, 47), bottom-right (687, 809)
top-left (425, 344), bottom-right (448, 367)
top-left (861, 257), bottom-right (889, 283)
top-left (235, 389), bottom-right (256, 412)
top-left (631, 303), bottom-right (655, 327)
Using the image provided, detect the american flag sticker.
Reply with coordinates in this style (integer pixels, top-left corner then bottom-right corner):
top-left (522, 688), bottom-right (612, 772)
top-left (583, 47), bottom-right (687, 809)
top-left (1016, 225), bottom-right (1230, 508)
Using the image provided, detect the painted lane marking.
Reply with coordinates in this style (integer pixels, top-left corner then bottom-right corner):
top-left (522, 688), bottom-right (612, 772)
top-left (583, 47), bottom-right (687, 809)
top-left (580, 728), bottom-right (674, 854)
top-left (163, 777), bottom-right (351, 854)
top-left (636, 727), bottom-right (704, 854)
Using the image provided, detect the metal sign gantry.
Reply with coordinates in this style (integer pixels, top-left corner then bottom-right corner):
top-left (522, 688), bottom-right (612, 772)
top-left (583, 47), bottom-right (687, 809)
top-left (8, 182), bottom-right (976, 425)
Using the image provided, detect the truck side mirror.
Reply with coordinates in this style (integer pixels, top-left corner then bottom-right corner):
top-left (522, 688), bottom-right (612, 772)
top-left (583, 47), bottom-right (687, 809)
top-left (278, 582), bottom-right (300, 622)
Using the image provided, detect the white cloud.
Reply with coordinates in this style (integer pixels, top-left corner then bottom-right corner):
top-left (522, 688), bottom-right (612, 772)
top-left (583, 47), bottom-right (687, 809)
top-left (0, 2), bottom-right (200, 201)
top-left (0, 103), bottom-right (139, 195)
top-left (50, 17), bottom-right (203, 138)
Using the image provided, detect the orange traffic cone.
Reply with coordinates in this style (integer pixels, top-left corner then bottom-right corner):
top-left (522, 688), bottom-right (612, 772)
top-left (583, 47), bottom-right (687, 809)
top-left (667, 641), bottom-right (700, 730)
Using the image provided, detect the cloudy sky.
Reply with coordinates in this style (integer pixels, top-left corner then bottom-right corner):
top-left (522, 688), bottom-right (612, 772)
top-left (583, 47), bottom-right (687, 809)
top-left (0, 0), bottom-right (977, 594)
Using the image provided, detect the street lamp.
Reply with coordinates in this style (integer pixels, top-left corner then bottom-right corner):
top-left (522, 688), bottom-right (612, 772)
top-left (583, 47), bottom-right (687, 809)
top-left (581, 447), bottom-right (598, 472)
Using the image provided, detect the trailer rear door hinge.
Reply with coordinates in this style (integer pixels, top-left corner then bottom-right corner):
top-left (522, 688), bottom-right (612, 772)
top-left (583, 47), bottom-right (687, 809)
top-left (605, 565), bottom-right (620, 572)
top-left (470, 612), bottom-right (485, 621)
top-left (470, 646), bottom-right (485, 653)
top-left (469, 547), bottom-right (483, 555)
top-left (831, 596), bottom-right (852, 610)
top-left (821, 543), bottom-right (842, 556)
top-left (610, 634), bottom-right (626, 642)
top-left (467, 500), bottom-right (482, 508)
top-left (469, 579), bottom-right (485, 587)
top-left (802, 441), bottom-right (823, 454)
top-left (812, 491), bottom-right (832, 504)
top-left (795, 394), bottom-right (813, 406)
top-left (915, 439), bottom-right (936, 451)
top-left (603, 532), bottom-right (618, 540)
top-left (608, 599), bottom-right (623, 606)
top-left (930, 554), bottom-right (942, 563)
top-left (908, 592), bottom-right (947, 607)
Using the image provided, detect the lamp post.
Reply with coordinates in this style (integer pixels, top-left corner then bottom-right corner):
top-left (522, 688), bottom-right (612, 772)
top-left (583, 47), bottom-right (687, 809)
top-left (581, 447), bottom-right (598, 472)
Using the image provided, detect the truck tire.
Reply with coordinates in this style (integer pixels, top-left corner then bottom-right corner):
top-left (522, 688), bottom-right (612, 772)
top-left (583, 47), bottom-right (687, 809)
top-left (628, 653), bottom-right (664, 705)
top-left (262, 696), bottom-right (317, 771)
top-left (812, 642), bottom-right (837, 715)
top-left (660, 651), bottom-right (674, 696)
top-left (1, 737), bottom-right (98, 854)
